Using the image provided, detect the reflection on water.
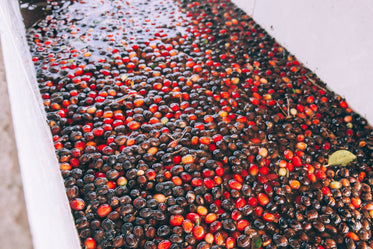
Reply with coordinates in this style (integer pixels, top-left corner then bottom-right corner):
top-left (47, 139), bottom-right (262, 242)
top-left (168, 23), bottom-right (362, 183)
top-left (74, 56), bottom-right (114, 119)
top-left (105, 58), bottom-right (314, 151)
top-left (19, 0), bottom-right (65, 28)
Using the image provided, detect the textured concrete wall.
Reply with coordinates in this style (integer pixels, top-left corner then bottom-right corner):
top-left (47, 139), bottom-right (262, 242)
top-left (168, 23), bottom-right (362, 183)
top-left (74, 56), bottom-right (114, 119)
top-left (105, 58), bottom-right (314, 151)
top-left (0, 42), bottom-right (33, 249)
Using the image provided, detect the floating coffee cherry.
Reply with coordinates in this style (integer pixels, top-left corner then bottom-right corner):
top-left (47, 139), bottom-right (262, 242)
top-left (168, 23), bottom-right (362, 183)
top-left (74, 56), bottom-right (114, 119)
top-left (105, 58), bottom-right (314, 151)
top-left (70, 198), bottom-right (85, 211)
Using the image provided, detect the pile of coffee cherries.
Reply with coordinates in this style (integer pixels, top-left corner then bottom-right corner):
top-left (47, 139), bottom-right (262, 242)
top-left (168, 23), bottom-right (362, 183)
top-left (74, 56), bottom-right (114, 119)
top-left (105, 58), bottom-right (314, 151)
top-left (26, 0), bottom-right (373, 248)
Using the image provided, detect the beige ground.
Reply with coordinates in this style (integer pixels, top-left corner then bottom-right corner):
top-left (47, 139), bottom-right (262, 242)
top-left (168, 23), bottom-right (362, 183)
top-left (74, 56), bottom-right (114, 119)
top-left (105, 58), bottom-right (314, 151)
top-left (0, 42), bottom-right (33, 248)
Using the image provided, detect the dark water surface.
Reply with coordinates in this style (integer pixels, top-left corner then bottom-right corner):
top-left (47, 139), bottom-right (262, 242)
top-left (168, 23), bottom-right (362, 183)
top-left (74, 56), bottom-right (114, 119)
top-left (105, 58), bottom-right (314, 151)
top-left (19, 0), bottom-right (63, 28)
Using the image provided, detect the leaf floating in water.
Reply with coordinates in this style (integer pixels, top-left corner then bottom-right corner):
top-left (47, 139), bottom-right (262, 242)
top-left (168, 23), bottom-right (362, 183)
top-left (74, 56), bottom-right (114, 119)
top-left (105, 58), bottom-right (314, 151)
top-left (120, 74), bottom-right (128, 82)
top-left (251, 235), bottom-right (262, 249)
top-left (326, 150), bottom-right (357, 167)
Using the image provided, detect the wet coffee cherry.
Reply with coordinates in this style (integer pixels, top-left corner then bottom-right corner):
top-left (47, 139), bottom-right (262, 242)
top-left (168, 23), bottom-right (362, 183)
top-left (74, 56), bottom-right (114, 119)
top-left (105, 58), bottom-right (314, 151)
top-left (236, 235), bottom-right (251, 248)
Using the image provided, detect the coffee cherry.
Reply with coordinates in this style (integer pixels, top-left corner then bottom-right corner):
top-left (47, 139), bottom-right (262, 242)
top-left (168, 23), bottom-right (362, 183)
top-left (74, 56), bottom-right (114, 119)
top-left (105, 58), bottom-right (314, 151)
top-left (226, 237), bottom-right (236, 249)
top-left (158, 239), bottom-right (171, 249)
top-left (84, 237), bottom-right (96, 249)
top-left (70, 198), bottom-right (85, 211)
top-left (182, 155), bottom-right (195, 164)
top-left (153, 194), bottom-right (167, 203)
top-left (204, 213), bottom-right (217, 224)
top-left (236, 219), bottom-right (249, 231)
top-left (97, 204), bottom-right (111, 218)
top-left (170, 215), bottom-right (184, 226)
top-left (192, 225), bottom-right (205, 240)
top-left (257, 193), bottom-right (269, 206)
top-left (182, 219), bottom-right (194, 234)
top-left (228, 180), bottom-right (242, 190)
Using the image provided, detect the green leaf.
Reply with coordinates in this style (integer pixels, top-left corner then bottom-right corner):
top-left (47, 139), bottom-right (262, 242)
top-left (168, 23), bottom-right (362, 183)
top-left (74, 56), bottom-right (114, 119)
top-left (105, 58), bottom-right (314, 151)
top-left (251, 235), bottom-right (262, 249)
top-left (326, 150), bottom-right (357, 167)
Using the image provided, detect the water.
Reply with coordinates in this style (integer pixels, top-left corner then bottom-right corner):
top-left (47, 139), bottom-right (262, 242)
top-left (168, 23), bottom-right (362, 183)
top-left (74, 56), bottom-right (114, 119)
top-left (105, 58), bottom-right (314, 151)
top-left (19, 0), bottom-right (64, 28)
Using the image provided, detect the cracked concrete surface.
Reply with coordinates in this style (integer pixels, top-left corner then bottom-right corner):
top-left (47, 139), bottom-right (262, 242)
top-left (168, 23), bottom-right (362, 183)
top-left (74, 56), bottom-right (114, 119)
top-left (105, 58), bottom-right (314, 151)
top-left (0, 42), bottom-right (33, 249)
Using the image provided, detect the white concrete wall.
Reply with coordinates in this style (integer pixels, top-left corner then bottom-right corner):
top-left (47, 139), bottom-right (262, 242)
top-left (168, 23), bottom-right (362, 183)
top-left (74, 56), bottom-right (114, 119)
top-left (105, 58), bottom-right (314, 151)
top-left (233, 0), bottom-right (373, 124)
top-left (0, 1), bottom-right (81, 249)
top-left (0, 39), bottom-right (33, 249)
